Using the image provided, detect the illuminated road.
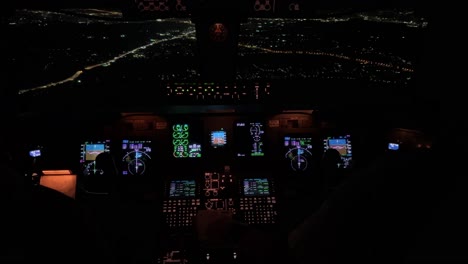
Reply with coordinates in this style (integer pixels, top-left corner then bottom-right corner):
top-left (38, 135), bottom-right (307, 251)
top-left (239, 43), bottom-right (413, 73)
top-left (18, 29), bottom-right (196, 95)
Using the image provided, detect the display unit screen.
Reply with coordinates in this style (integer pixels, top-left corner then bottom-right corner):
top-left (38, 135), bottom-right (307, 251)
top-left (29, 149), bottom-right (41, 157)
top-left (284, 136), bottom-right (312, 150)
top-left (234, 121), bottom-right (265, 157)
top-left (210, 129), bottom-right (227, 148)
top-left (323, 135), bottom-right (353, 168)
top-left (243, 178), bottom-right (271, 196)
top-left (80, 140), bottom-right (111, 176)
top-left (172, 123), bottom-right (202, 158)
top-left (388, 142), bottom-right (399, 150)
top-left (284, 136), bottom-right (313, 172)
top-left (121, 140), bottom-right (152, 176)
top-left (169, 180), bottom-right (196, 197)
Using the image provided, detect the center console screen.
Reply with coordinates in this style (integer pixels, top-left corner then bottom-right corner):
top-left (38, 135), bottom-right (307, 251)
top-left (323, 135), bottom-right (353, 168)
top-left (243, 178), bottom-right (271, 196)
top-left (169, 180), bottom-right (196, 197)
top-left (239, 177), bottom-right (277, 225)
top-left (80, 140), bottom-right (111, 176)
top-left (284, 136), bottom-right (313, 172)
top-left (164, 179), bottom-right (200, 228)
top-left (121, 140), bottom-right (152, 176)
top-left (172, 123), bottom-right (202, 158)
top-left (234, 121), bottom-right (265, 157)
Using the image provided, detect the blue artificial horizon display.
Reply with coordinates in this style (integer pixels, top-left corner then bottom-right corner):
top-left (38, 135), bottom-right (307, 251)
top-left (210, 129), bottom-right (227, 148)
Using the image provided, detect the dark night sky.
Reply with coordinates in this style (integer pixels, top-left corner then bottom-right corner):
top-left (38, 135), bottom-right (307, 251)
top-left (4, 0), bottom-right (430, 19)
top-left (11, 0), bottom-right (421, 9)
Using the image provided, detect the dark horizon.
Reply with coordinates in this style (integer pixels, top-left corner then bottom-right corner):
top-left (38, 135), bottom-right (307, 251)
top-left (3, 0), bottom-right (432, 22)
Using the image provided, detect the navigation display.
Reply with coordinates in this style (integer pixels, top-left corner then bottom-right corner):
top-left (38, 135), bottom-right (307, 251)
top-left (284, 136), bottom-right (313, 172)
top-left (169, 180), bottom-right (196, 197)
top-left (80, 140), bottom-right (111, 176)
top-left (323, 135), bottom-right (353, 168)
top-left (172, 123), bottom-right (202, 158)
top-left (243, 178), bottom-right (270, 196)
top-left (234, 121), bottom-right (265, 157)
top-left (121, 140), bottom-right (152, 176)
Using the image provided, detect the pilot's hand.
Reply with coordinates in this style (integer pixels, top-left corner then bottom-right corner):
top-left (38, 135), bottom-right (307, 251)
top-left (195, 210), bottom-right (280, 263)
top-left (195, 210), bottom-right (234, 244)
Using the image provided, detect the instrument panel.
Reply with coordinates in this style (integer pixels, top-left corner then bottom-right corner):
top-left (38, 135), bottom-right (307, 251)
top-left (27, 111), bottom-right (366, 196)
top-left (28, 112), bottom-right (359, 234)
top-left (72, 113), bottom-right (357, 179)
top-left (161, 170), bottom-right (277, 230)
top-left (23, 111), bottom-right (433, 264)
top-left (24, 110), bottom-right (434, 200)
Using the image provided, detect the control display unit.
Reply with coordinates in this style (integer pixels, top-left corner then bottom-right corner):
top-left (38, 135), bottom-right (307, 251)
top-left (169, 180), bottom-right (196, 197)
top-left (238, 177), bottom-right (277, 225)
top-left (163, 179), bottom-right (200, 228)
top-left (243, 178), bottom-right (270, 196)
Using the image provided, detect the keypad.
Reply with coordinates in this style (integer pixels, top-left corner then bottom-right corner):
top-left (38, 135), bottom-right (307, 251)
top-left (239, 197), bottom-right (277, 224)
top-left (163, 199), bottom-right (200, 227)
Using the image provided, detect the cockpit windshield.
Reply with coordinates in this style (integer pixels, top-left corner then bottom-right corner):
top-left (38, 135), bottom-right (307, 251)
top-left (5, 1), bottom-right (429, 98)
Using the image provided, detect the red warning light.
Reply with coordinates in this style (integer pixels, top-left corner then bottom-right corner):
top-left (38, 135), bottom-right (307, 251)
top-left (209, 23), bottom-right (228, 42)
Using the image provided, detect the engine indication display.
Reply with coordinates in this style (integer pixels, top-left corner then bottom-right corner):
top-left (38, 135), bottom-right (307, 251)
top-left (172, 123), bottom-right (202, 158)
top-left (80, 140), bottom-right (111, 176)
top-left (121, 140), bottom-right (152, 176)
top-left (234, 121), bottom-right (265, 157)
top-left (284, 136), bottom-right (313, 172)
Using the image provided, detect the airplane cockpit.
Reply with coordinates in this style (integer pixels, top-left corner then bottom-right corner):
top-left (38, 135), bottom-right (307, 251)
top-left (4, 1), bottom-right (452, 263)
